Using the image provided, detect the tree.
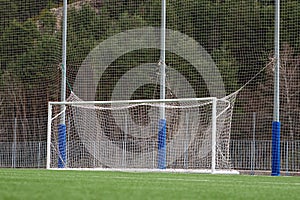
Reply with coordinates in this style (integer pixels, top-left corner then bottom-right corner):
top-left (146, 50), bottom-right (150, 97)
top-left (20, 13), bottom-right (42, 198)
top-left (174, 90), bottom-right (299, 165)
top-left (39, 9), bottom-right (57, 35)
top-left (281, 1), bottom-right (300, 54)
top-left (234, 44), bottom-right (300, 141)
top-left (0, 12), bottom-right (61, 142)
top-left (212, 46), bottom-right (239, 94)
top-left (278, 44), bottom-right (300, 141)
top-left (0, 0), bottom-right (18, 33)
top-left (0, 19), bottom-right (40, 71)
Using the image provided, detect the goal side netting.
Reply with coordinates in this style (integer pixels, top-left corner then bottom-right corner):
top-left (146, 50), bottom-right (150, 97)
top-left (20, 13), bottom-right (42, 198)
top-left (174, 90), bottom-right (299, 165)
top-left (47, 92), bottom-right (238, 174)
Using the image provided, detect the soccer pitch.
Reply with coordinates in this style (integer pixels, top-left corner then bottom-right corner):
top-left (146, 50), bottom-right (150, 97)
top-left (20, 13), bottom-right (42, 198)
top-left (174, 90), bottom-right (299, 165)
top-left (0, 169), bottom-right (299, 200)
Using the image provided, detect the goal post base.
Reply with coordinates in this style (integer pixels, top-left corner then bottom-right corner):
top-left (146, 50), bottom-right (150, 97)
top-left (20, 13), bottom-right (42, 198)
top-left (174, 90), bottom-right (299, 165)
top-left (58, 124), bottom-right (66, 168)
top-left (157, 118), bottom-right (167, 169)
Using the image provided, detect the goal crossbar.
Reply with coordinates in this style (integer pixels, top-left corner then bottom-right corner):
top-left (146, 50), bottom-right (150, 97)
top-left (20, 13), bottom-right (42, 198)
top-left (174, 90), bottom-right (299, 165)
top-left (48, 97), bottom-right (220, 105)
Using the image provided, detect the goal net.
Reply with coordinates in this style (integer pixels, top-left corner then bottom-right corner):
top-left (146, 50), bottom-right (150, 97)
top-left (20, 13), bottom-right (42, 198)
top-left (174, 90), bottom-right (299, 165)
top-left (47, 92), bottom-right (238, 174)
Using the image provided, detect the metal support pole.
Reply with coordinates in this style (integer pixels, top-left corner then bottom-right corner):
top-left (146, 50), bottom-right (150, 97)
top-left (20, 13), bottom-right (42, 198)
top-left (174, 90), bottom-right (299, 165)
top-left (157, 0), bottom-right (167, 170)
top-left (58, 0), bottom-right (68, 168)
top-left (271, 0), bottom-right (281, 176)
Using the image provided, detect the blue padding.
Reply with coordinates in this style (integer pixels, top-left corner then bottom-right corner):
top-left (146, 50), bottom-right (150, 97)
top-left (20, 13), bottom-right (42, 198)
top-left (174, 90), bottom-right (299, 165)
top-left (158, 119), bottom-right (166, 169)
top-left (58, 124), bottom-right (66, 168)
top-left (271, 121), bottom-right (281, 176)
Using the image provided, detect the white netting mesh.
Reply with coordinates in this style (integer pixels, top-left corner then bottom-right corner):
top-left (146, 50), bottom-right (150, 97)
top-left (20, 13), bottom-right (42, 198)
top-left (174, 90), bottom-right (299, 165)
top-left (0, 1), bottom-right (299, 173)
top-left (49, 92), bottom-right (234, 170)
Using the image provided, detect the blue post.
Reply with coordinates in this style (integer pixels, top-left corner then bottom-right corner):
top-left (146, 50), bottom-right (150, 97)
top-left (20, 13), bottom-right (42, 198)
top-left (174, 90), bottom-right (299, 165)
top-left (271, 121), bottom-right (280, 176)
top-left (158, 119), bottom-right (166, 169)
top-left (58, 124), bottom-right (66, 168)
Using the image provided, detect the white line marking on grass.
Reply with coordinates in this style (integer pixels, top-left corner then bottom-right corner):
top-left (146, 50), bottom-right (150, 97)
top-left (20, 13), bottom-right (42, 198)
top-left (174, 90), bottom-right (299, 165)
top-left (104, 176), bottom-right (300, 186)
top-left (114, 176), bottom-right (210, 182)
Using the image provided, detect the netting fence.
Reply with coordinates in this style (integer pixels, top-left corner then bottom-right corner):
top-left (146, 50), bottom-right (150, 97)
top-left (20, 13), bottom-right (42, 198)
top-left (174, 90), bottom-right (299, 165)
top-left (0, 0), bottom-right (299, 173)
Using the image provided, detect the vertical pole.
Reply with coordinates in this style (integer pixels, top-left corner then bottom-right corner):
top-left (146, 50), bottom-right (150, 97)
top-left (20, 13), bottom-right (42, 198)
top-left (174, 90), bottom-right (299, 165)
top-left (158, 0), bottom-right (167, 169)
top-left (38, 142), bottom-right (41, 168)
top-left (251, 112), bottom-right (256, 175)
top-left (211, 98), bottom-right (217, 173)
top-left (12, 117), bottom-right (17, 168)
top-left (93, 141), bottom-right (96, 167)
top-left (58, 0), bottom-right (68, 168)
top-left (122, 115), bottom-right (128, 168)
top-left (286, 141), bottom-right (289, 175)
top-left (160, 0), bottom-right (166, 107)
top-left (272, 0), bottom-right (281, 176)
top-left (46, 103), bottom-right (52, 169)
top-left (184, 112), bottom-right (189, 169)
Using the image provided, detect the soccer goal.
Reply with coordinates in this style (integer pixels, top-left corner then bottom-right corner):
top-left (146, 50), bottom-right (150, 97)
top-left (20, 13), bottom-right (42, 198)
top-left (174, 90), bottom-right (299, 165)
top-left (47, 92), bottom-right (238, 174)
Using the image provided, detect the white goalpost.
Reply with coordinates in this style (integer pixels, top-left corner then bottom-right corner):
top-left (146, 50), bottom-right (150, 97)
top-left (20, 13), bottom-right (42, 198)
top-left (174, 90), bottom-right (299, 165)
top-left (47, 93), bottom-right (239, 174)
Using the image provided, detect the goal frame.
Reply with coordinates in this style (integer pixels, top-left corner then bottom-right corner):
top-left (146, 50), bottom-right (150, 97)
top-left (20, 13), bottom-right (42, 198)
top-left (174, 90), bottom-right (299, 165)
top-left (47, 97), bottom-right (239, 174)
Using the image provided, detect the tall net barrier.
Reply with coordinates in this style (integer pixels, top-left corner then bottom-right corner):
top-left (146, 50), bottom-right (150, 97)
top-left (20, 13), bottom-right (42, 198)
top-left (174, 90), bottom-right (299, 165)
top-left (0, 0), bottom-right (300, 173)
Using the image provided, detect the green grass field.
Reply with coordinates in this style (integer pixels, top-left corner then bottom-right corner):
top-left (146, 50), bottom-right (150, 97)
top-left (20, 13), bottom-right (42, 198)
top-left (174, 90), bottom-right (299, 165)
top-left (0, 169), bottom-right (299, 200)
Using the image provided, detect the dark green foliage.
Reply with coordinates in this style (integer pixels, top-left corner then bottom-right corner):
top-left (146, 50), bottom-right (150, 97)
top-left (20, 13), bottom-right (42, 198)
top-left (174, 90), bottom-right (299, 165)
top-left (39, 10), bottom-right (57, 34)
top-left (0, 0), bottom-right (18, 32)
top-left (0, 19), bottom-right (40, 71)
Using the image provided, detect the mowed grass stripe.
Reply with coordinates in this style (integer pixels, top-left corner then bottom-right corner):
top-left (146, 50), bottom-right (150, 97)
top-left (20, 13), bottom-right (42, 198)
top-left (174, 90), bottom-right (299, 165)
top-left (110, 175), bottom-right (300, 186)
top-left (0, 169), bottom-right (299, 200)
